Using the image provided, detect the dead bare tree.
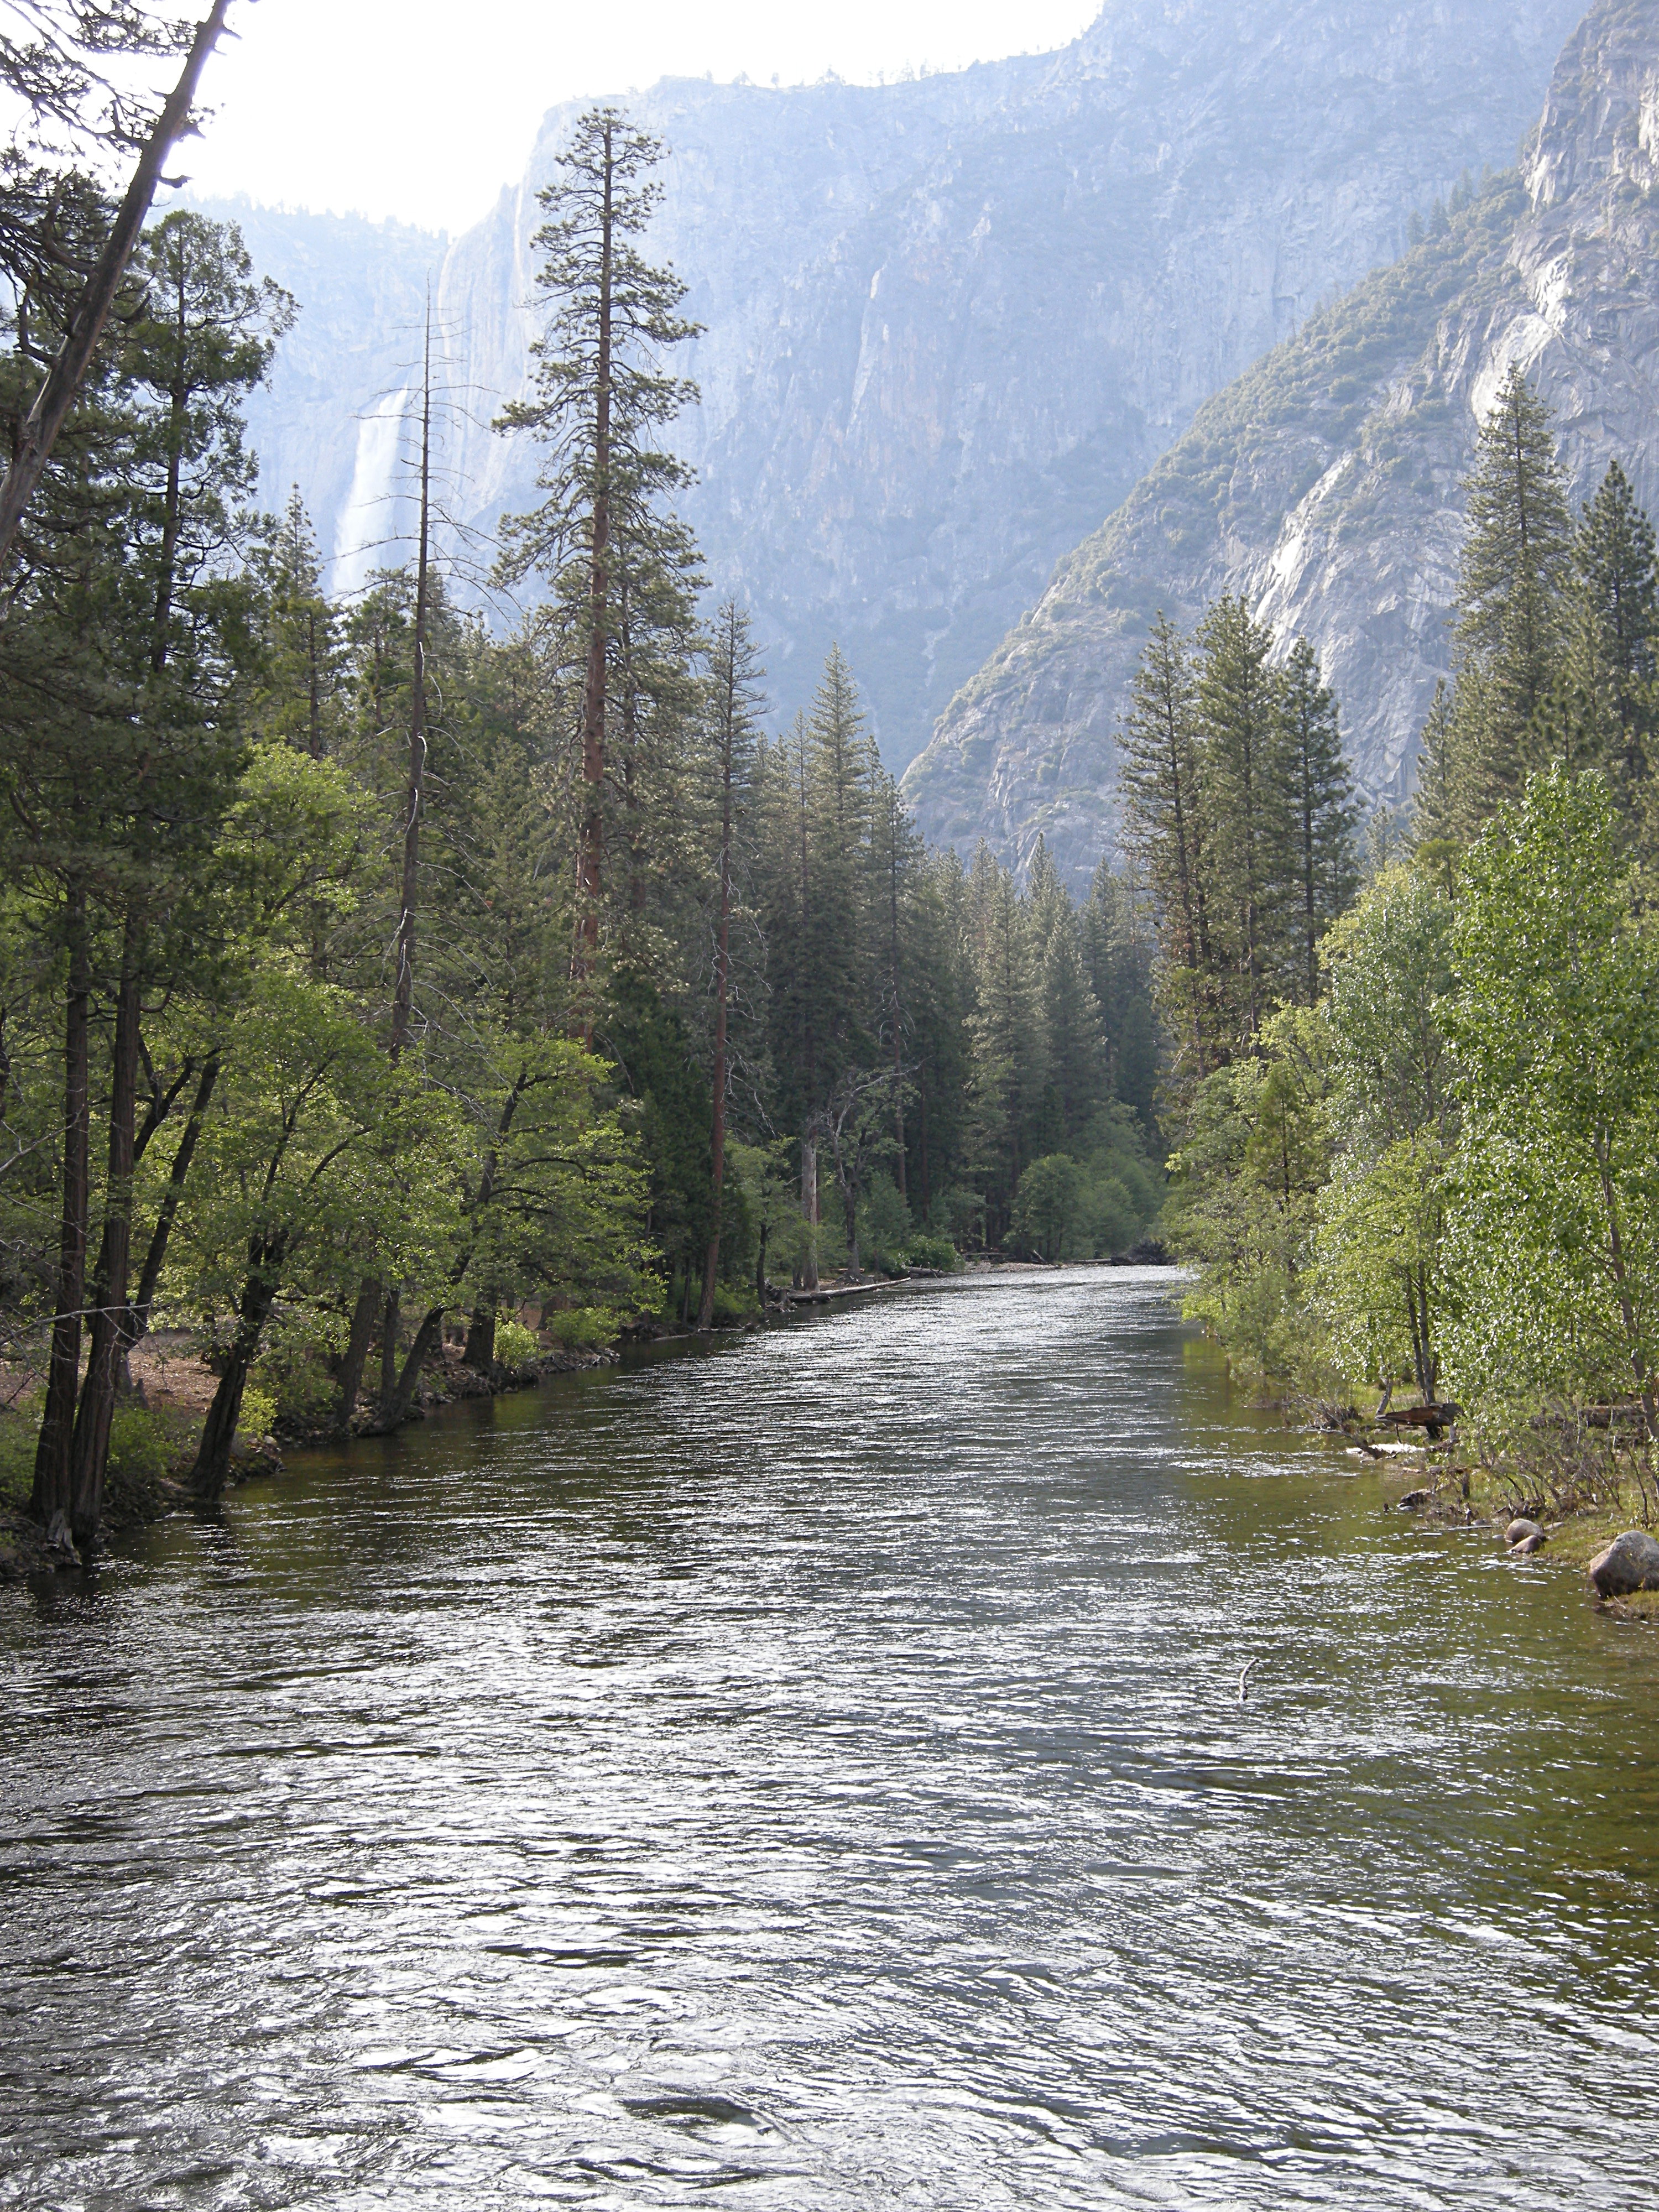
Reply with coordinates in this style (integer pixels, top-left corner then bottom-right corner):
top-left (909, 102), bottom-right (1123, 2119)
top-left (0, 0), bottom-right (235, 579)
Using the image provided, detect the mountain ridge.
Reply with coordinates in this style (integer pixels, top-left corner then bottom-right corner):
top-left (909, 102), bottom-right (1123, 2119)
top-left (904, 0), bottom-right (1659, 886)
top-left (201, 0), bottom-right (1583, 774)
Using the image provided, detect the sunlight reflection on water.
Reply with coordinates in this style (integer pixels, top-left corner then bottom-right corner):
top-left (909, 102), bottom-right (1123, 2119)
top-left (4, 1269), bottom-right (1658, 2208)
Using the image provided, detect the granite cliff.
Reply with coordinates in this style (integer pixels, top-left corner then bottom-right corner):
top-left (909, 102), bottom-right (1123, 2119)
top-left (905, 0), bottom-right (1659, 885)
top-left (210, 0), bottom-right (1580, 774)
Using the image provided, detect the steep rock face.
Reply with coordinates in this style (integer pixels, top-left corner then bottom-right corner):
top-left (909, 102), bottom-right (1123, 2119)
top-left (218, 0), bottom-right (1578, 769)
top-left (199, 200), bottom-right (445, 590)
top-left (905, 0), bottom-right (1659, 888)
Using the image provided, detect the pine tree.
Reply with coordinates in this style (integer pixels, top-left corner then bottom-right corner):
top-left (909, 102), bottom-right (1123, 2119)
top-left (1412, 679), bottom-right (1460, 846)
top-left (901, 848), bottom-right (973, 1216)
top-left (965, 854), bottom-right (1043, 1240)
top-left (697, 602), bottom-right (765, 1328)
top-left (1454, 363), bottom-right (1573, 812)
top-left (870, 763), bottom-right (924, 1196)
top-left (804, 644), bottom-right (877, 1089)
top-left (1081, 858), bottom-right (1160, 1131)
top-left (1037, 912), bottom-right (1107, 1152)
top-left (1118, 612), bottom-right (1214, 1065)
top-left (1277, 637), bottom-right (1359, 1004)
top-left (496, 107), bottom-right (701, 997)
top-left (1194, 594), bottom-right (1288, 1047)
top-left (1574, 459), bottom-right (1657, 804)
top-left (23, 210), bottom-right (287, 1543)
top-left (253, 490), bottom-right (343, 759)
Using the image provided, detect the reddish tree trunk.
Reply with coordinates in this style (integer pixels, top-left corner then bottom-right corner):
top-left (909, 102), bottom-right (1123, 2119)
top-left (30, 889), bottom-right (90, 1542)
top-left (698, 637), bottom-right (737, 1329)
top-left (68, 926), bottom-right (142, 1546)
top-left (573, 121), bottom-right (615, 1011)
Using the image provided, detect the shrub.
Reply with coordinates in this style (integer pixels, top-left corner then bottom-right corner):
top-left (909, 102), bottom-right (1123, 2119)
top-left (104, 1404), bottom-right (188, 1527)
top-left (901, 1231), bottom-right (961, 1272)
top-left (493, 1318), bottom-right (542, 1367)
top-left (258, 1307), bottom-right (346, 1429)
top-left (541, 1307), bottom-right (619, 1352)
top-left (857, 1173), bottom-right (912, 1273)
top-left (237, 1384), bottom-right (278, 1440)
top-left (1013, 1154), bottom-right (1082, 1260)
top-left (1076, 1168), bottom-right (1139, 1258)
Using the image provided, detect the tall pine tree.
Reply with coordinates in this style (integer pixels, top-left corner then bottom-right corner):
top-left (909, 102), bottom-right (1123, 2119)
top-left (1454, 363), bottom-right (1573, 812)
top-left (1277, 637), bottom-right (1358, 1005)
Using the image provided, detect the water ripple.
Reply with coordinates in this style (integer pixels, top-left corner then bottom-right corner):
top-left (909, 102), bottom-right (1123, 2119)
top-left (3, 1270), bottom-right (1658, 2208)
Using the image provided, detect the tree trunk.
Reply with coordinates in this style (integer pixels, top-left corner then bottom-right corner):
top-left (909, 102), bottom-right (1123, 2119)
top-left (379, 1287), bottom-right (401, 1404)
top-left (367, 1302), bottom-right (445, 1433)
top-left (67, 926), bottom-right (142, 1546)
top-left (390, 302), bottom-right (433, 1058)
top-left (30, 888), bottom-right (90, 1541)
top-left (332, 1274), bottom-right (380, 1434)
top-left (463, 1305), bottom-right (496, 1370)
top-left (698, 641), bottom-right (737, 1331)
top-left (755, 1219), bottom-right (768, 1308)
top-left (573, 118), bottom-right (615, 1004)
top-left (189, 1233), bottom-right (287, 1504)
top-left (801, 1133), bottom-right (820, 1292)
top-left (0, 1), bottom-right (234, 580)
top-left (306, 606), bottom-right (323, 758)
top-left (126, 1049), bottom-right (220, 1358)
top-left (888, 792), bottom-right (906, 1197)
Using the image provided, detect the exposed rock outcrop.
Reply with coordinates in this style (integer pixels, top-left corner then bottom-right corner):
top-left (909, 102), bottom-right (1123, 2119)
top-left (202, 1), bottom-right (1579, 776)
top-left (906, 0), bottom-right (1659, 885)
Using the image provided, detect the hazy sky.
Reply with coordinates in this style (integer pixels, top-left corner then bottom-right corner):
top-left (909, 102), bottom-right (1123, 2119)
top-left (175, 0), bottom-right (1100, 236)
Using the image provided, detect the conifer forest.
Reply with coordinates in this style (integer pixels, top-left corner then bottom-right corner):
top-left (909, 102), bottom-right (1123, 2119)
top-left (5, 11), bottom-right (1659, 1563)
top-left (13, 7), bottom-right (1659, 2208)
top-left (0, 86), bottom-right (1167, 1551)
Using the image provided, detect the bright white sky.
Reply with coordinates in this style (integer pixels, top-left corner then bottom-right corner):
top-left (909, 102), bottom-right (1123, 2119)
top-left (173, 0), bottom-right (1100, 234)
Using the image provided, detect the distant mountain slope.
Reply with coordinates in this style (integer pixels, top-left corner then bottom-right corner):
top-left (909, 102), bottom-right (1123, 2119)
top-left (202, 0), bottom-right (1580, 770)
top-left (192, 201), bottom-right (445, 591)
top-left (905, 0), bottom-right (1659, 886)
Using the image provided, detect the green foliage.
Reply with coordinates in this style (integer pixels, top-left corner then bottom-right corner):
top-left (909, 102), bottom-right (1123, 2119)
top-left (1121, 598), bottom-right (1359, 1084)
top-left (1311, 864), bottom-right (1459, 1400)
top-left (900, 1230), bottom-right (961, 1272)
top-left (857, 1173), bottom-right (912, 1273)
top-left (1444, 766), bottom-right (1659, 1426)
top-left (0, 1407), bottom-right (38, 1507)
top-left (542, 1306), bottom-right (620, 1351)
top-left (1455, 362), bottom-right (1573, 804)
top-left (1013, 1154), bottom-right (1081, 1261)
top-left (493, 1318), bottom-right (542, 1367)
top-left (1165, 1009), bottom-right (1332, 1390)
top-left (235, 1386), bottom-right (277, 1443)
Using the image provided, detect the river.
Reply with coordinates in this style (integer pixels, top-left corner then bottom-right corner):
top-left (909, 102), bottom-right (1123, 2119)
top-left (3, 1267), bottom-right (1658, 2209)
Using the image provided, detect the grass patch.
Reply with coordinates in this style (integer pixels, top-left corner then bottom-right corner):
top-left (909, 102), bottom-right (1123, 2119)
top-left (0, 1405), bottom-right (38, 1509)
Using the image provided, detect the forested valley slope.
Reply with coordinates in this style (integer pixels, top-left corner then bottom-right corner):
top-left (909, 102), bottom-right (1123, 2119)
top-left (205, 0), bottom-right (1578, 778)
top-left (907, 0), bottom-right (1659, 883)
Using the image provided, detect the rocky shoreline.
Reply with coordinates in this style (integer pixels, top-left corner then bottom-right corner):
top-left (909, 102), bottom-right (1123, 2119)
top-left (1368, 1437), bottom-right (1659, 1623)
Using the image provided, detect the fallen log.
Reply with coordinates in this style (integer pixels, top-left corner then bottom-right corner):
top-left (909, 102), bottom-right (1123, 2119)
top-left (1381, 1403), bottom-right (1460, 1429)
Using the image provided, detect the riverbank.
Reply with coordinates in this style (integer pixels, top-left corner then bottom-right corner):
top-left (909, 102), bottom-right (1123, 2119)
top-left (1335, 1422), bottom-right (1659, 1623)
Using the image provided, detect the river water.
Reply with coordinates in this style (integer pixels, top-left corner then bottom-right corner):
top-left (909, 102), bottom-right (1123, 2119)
top-left (4, 1267), bottom-right (1658, 2209)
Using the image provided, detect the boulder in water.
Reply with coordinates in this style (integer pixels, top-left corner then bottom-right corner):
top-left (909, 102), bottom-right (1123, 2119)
top-left (1511, 1530), bottom-right (1548, 1556)
top-left (1587, 1530), bottom-right (1659, 1598)
top-left (1506, 1518), bottom-right (1544, 1549)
